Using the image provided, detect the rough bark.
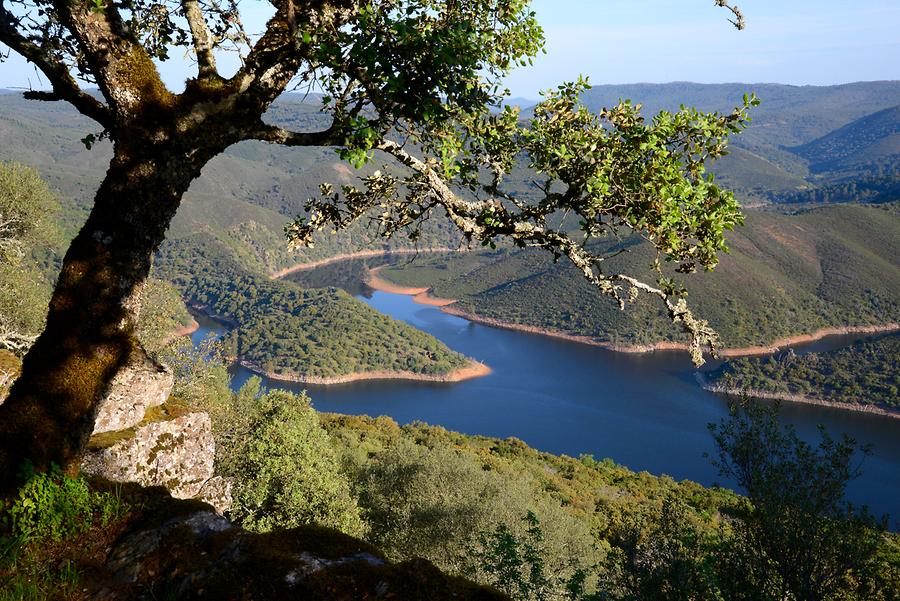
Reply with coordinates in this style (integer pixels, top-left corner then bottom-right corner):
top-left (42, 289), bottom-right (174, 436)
top-left (0, 137), bottom-right (220, 488)
top-left (0, 1), bottom-right (336, 487)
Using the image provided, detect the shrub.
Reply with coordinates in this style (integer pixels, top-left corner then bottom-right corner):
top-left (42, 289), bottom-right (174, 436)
top-left (352, 439), bottom-right (598, 580)
top-left (222, 387), bottom-right (366, 537)
top-left (2, 465), bottom-right (127, 541)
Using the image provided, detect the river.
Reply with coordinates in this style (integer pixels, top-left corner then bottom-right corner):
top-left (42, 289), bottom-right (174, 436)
top-left (190, 257), bottom-right (900, 521)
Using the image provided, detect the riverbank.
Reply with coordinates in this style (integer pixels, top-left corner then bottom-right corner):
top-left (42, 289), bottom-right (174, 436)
top-left (172, 319), bottom-right (200, 338)
top-left (366, 267), bottom-right (458, 306)
top-left (269, 247), bottom-right (458, 280)
top-left (695, 373), bottom-right (900, 420)
top-left (365, 268), bottom-right (900, 358)
top-left (186, 304), bottom-right (491, 386)
top-left (158, 318), bottom-right (200, 347)
top-left (238, 358), bottom-right (492, 385)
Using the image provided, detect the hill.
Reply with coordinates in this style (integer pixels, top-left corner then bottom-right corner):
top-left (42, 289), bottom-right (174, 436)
top-left (575, 81), bottom-right (900, 150)
top-left (791, 104), bottom-right (900, 175)
top-left (0, 101), bottom-right (476, 383)
top-left (376, 203), bottom-right (900, 350)
top-left (564, 81), bottom-right (900, 204)
top-left (707, 336), bottom-right (900, 412)
top-left (155, 234), bottom-right (475, 383)
top-left (4, 90), bottom-right (900, 372)
top-left (0, 92), bottom-right (462, 272)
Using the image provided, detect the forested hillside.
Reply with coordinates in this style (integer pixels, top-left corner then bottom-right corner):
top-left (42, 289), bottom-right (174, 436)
top-left (0, 92), bottom-right (484, 382)
top-left (709, 336), bottom-right (900, 410)
top-left (378, 204), bottom-right (900, 349)
top-left (0, 93), bottom-right (464, 276)
top-left (792, 104), bottom-right (900, 174)
top-left (565, 82), bottom-right (900, 204)
top-left (4, 86), bottom-right (900, 380)
top-left (155, 235), bottom-right (472, 382)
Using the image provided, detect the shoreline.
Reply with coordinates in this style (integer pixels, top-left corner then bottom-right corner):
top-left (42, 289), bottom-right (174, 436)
top-left (238, 358), bottom-right (492, 386)
top-left (172, 319), bottom-right (200, 338)
top-left (694, 373), bottom-right (900, 420)
top-left (185, 301), bottom-right (492, 386)
top-left (159, 318), bottom-right (200, 347)
top-left (365, 268), bottom-right (900, 357)
top-left (269, 247), bottom-right (458, 280)
top-left (365, 267), bottom-right (458, 306)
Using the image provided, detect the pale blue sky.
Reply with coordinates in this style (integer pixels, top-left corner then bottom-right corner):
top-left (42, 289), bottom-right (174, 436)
top-left (507, 0), bottom-right (900, 98)
top-left (1, 0), bottom-right (898, 97)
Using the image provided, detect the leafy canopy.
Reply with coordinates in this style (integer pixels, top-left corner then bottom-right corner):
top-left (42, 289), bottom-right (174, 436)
top-left (1, 0), bottom-right (751, 363)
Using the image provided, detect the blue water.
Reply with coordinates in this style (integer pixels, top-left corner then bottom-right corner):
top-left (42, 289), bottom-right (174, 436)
top-left (190, 268), bottom-right (900, 522)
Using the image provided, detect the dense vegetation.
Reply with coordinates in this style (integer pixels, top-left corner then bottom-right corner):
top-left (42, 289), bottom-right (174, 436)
top-left (380, 203), bottom-right (900, 349)
top-left (0, 162), bottom-right (61, 357)
top-left (791, 104), bottom-right (900, 175)
top-left (0, 93), bottom-right (463, 277)
top-left (709, 336), bottom-right (900, 409)
top-left (771, 172), bottom-right (900, 205)
top-left (156, 235), bottom-right (471, 380)
top-left (2, 87), bottom-right (899, 372)
top-left (72, 343), bottom-right (900, 600)
top-left (0, 156), bottom-right (471, 384)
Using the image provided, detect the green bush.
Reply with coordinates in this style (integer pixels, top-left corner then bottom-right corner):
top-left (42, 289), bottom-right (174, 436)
top-left (466, 512), bottom-right (558, 601)
top-left (2, 465), bottom-right (127, 541)
top-left (221, 386), bottom-right (365, 537)
top-left (351, 438), bottom-right (598, 581)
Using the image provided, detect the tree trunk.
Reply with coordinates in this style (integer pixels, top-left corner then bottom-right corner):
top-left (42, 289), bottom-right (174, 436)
top-left (0, 139), bottom-right (215, 488)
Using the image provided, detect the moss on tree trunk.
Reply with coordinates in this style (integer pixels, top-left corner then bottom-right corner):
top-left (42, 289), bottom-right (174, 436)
top-left (0, 141), bottom-right (213, 489)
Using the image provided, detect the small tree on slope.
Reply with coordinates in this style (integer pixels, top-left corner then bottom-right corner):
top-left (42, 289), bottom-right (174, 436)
top-left (0, 0), bottom-right (749, 483)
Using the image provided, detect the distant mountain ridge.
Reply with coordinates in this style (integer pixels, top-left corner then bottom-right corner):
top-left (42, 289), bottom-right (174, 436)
top-left (792, 104), bottom-right (900, 174)
top-left (556, 81), bottom-right (900, 204)
top-left (574, 81), bottom-right (900, 146)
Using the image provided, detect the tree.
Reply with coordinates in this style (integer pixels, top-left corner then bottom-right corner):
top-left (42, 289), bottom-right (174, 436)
top-left (0, 162), bottom-right (58, 356)
top-left (597, 496), bottom-right (718, 601)
top-left (708, 400), bottom-right (887, 601)
top-left (0, 0), bottom-right (750, 483)
top-left (218, 383), bottom-right (366, 536)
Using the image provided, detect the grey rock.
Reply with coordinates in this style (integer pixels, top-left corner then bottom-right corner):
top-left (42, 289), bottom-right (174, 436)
top-left (197, 475), bottom-right (234, 515)
top-left (92, 355), bottom-right (174, 434)
top-left (82, 412), bottom-right (231, 512)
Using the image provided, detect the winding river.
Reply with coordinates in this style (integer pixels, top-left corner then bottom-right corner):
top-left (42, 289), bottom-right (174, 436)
top-left (191, 257), bottom-right (900, 522)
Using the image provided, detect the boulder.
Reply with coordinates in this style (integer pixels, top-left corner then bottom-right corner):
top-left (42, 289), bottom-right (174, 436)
top-left (87, 497), bottom-right (507, 600)
top-left (82, 412), bottom-right (231, 513)
top-left (92, 354), bottom-right (174, 434)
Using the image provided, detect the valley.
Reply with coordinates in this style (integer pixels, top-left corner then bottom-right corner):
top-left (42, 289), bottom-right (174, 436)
top-left (3, 78), bottom-right (900, 542)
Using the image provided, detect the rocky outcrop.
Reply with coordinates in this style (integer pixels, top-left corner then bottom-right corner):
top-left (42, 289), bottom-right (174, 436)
top-left (87, 494), bottom-right (507, 601)
top-left (92, 354), bottom-right (174, 434)
top-left (83, 412), bottom-right (232, 513)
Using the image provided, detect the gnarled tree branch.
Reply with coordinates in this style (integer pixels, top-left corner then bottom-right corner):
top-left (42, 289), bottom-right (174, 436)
top-left (232, 1), bottom-right (355, 110)
top-left (374, 140), bottom-right (720, 365)
top-left (248, 121), bottom-right (342, 147)
top-left (50, 0), bottom-right (171, 121)
top-left (0, 2), bottom-right (112, 127)
top-left (181, 0), bottom-right (219, 79)
top-left (714, 0), bottom-right (745, 30)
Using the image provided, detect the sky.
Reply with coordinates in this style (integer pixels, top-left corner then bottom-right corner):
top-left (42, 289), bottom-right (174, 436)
top-left (1, 0), bottom-right (899, 98)
top-left (505, 0), bottom-right (900, 99)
